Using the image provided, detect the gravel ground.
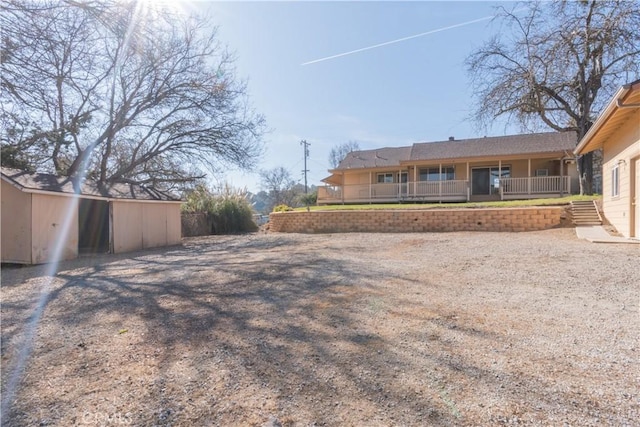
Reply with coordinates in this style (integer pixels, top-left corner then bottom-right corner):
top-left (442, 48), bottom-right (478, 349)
top-left (1, 228), bottom-right (638, 426)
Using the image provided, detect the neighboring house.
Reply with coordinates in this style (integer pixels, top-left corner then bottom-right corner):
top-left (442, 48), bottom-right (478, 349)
top-left (574, 79), bottom-right (640, 238)
top-left (319, 132), bottom-right (579, 204)
top-left (1, 167), bottom-right (182, 264)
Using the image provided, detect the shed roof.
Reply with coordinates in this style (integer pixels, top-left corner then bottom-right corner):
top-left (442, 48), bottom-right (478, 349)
top-left (1, 167), bottom-right (181, 201)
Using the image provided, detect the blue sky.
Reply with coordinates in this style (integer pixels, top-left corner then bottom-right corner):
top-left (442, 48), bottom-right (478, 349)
top-left (196, 1), bottom-right (520, 193)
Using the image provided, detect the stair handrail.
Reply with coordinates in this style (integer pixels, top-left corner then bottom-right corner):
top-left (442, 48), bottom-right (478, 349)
top-left (592, 200), bottom-right (603, 224)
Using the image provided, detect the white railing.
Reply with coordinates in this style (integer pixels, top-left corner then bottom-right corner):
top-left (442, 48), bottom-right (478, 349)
top-left (318, 181), bottom-right (468, 202)
top-left (500, 176), bottom-right (570, 195)
top-left (317, 176), bottom-right (571, 203)
top-left (414, 180), bottom-right (467, 197)
top-left (317, 186), bottom-right (342, 200)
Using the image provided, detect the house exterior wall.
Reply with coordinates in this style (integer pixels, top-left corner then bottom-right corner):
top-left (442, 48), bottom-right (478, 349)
top-left (31, 193), bottom-right (78, 264)
top-left (343, 173), bottom-right (370, 185)
top-left (600, 109), bottom-right (640, 237)
top-left (1, 180), bottom-right (32, 264)
top-left (112, 201), bottom-right (182, 253)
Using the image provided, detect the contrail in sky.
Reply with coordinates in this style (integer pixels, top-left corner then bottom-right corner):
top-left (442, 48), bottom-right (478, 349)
top-left (301, 14), bottom-right (494, 66)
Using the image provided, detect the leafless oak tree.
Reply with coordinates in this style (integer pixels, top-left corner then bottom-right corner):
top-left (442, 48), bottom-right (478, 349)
top-left (1, 0), bottom-right (265, 190)
top-left (467, 0), bottom-right (640, 194)
top-left (329, 140), bottom-right (360, 169)
top-left (259, 166), bottom-right (298, 210)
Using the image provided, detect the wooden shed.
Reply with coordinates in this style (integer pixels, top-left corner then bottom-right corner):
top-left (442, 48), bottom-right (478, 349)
top-left (1, 168), bottom-right (182, 264)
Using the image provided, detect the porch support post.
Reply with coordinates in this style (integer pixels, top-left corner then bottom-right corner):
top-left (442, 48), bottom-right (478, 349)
top-left (466, 161), bottom-right (470, 201)
top-left (414, 165), bottom-right (417, 197)
top-left (498, 160), bottom-right (502, 200)
top-left (527, 158), bottom-right (531, 195)
top-left (399, 168), bottom-right (402, 201)
top-left (369, 171), bottom-right (372, 202)
top-left (560, 158), bottom-right (564, 196)
top-left (341, 173), bottom-right (345, 204)
top-left (438, 163), bottom-right (442, 200)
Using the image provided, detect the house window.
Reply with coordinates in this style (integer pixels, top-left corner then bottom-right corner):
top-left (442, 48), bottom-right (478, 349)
top-left (377, 173), bottom-right (394, 183)
top-left (419, 166), bottom-right (454, 181)
top-left (535, 169), bottom-right (549, 176)
top-left (611, 164), bottom-right (619, 197)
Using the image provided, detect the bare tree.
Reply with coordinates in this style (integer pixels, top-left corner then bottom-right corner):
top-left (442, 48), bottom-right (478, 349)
top-left (329, 140), bottom-right (360, 169)
top-left (259, 166), bottom-right (297, 210)
top-left (466, 0), bottom-right (640, 194)
top-left (1, 0), bottom-right (265, 190)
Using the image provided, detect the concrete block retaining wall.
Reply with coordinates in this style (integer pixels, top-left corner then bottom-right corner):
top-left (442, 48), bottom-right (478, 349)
top-left (269, 207), bottom-right (565, 233)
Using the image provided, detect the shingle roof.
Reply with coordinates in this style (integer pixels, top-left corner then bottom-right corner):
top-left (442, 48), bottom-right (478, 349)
top-left (1, 167), bottom-right (180, 201)
top-left (409, 132), bottom-right (577, 162)
top-left (335, 146), bottom-right (413, 170)
top-left (331, 132), bottom-right (577, 170)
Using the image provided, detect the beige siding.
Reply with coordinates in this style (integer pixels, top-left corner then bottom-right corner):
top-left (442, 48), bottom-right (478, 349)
top-left (1, 180), bottom-right (32, 263)
top-left (343, 172), bottom-right (373, 185)
top-left (112, 202), bottom-right (143, 253)
top-left (166, 204), bottom-right (182, 244)
top-left (112, 201), bottom-right (181, 253)
top-left (142, 204), bottom-right (168, 249)
top-left (31, 194), bottom-right (78, 264)
top-left (601, 109), bottom-right (640, 237)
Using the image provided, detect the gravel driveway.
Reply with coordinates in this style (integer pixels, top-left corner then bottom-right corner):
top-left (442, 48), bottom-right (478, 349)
top-left (1, 229), bottom-right (638, 426)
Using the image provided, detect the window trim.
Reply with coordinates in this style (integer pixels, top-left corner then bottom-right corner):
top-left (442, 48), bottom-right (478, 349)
top-left (418, 166), bottom-right (455, 182)
top-left (611, 163), bottom-right (620, 198)
top-left (377, 172), bottom-right (394, 184)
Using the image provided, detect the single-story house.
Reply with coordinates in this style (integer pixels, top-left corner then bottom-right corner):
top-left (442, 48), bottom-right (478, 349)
top-left (1, 167), bottom-right (182, 264)
top-left (574, 79), bottom-right (640, 238)
top-left (319, 132), bottom-right (579, 204)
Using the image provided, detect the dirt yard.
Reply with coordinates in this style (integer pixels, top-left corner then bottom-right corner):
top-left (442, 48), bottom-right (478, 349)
top-left (1, 229), bottom-right (638, 426)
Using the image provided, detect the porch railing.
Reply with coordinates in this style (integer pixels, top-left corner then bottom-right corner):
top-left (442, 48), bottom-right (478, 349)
top-left (319, 180), bottom-right (468, 202)
top-left (318, 176), bottom-right (572, 204)
top-left (414, 180), bottom-right (468, 197)
top-left (500, 176), bottom-right (570, 195)
top-left (317, 186), bottom-right (342, 201)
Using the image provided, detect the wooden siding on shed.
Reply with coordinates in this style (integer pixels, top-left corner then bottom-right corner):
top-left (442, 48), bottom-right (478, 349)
top-left (112, 201), bottom-right (181, 253)
top-left (1, 180), bottom-right (32, 263)
top-left (31, 193), bottom-right (78, 264)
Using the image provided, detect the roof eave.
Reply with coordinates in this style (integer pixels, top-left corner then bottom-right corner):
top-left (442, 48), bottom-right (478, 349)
top-left (574, 81), bottom-right (637, 155)
top-left (400, 150), bottom-right (574, 165)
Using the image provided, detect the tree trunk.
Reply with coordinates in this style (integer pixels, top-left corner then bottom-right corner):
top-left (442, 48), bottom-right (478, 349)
top-left (578, 151), bottom-right (594, 195)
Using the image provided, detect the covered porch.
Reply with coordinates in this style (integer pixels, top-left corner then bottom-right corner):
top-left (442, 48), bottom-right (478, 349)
top-left (317, 175), bottom-right (571, 204)
top-left (318, 157), bottom-right (577, 205)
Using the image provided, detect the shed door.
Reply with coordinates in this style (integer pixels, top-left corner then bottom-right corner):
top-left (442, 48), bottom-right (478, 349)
top-left (78, 199), bottom-right (110, 254)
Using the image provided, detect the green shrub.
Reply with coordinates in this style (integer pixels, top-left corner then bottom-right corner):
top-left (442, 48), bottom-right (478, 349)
top-left (298, 191), bottom-right (317, 207)
top-left (273, 204), bottom-right (293, 212)
top-left (182, 184), bottom-right (257, 234)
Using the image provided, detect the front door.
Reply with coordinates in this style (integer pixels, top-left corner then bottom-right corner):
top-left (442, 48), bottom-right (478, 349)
top-left (472, 168), bottom-right (490, 195)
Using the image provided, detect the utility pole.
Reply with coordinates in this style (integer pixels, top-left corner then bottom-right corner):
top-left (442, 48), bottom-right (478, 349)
top-left (300, 139), bottom-right (310, 194)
